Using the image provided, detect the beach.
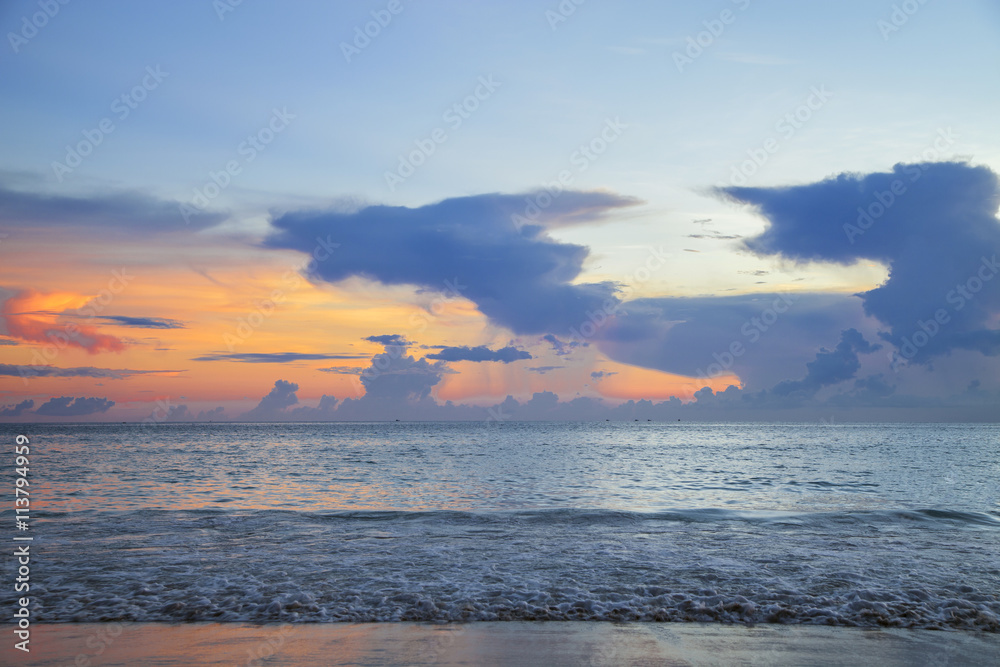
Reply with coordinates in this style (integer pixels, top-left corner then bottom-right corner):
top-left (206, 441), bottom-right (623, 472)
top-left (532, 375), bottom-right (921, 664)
top-left (5, 622), bottom-right (999, 666)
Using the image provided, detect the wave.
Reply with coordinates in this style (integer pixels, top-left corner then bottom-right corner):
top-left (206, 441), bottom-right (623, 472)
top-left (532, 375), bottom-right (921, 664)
top-left (9, 506), bottom-right (997, 631)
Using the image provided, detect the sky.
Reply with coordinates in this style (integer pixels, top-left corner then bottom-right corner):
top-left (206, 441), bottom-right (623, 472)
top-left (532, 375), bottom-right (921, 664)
top-left (1, 0), bottom-right (999, 422)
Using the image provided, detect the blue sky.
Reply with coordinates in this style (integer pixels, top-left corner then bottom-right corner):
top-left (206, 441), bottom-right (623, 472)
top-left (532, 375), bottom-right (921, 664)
top-left (1, 0), bottom-right (999, 421)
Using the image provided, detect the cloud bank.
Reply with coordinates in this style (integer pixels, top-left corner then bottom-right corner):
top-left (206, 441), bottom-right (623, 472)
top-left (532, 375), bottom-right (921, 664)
top-left (34, 396), bottom-right (115, 417)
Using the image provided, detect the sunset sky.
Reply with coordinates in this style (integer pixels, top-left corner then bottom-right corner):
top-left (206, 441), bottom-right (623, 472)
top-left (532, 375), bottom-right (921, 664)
top-left (2, 0), bottom-right (999, 421)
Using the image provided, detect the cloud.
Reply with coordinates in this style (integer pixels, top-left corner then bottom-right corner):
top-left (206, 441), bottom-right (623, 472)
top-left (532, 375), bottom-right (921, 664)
top-left (425, 345), bottom-right (531, 363)
top-left (527, 366), bottom-right (564, 374)
top-left (265, 191), bottom-right (640, 334)
top-left (162, 404), bottom-right (190, 421)
top-left (590, 370), bottom-right (617, 380)
top-left (358, 348), bottom-right (446, 403)
top-left (542, 334), bottom-right (582, 356)
top-left (723, 161), bottom-right (1000, 363)
top-left (192, 352), bottom-right (367, 363)
top-left (242, 379), bottom-right (300, 420)
top-left (0, 180), bottom-right (226, 233)
top-left (772, 328), bottom-right (880, 396)
top-left (0, 364), bottom-right (182, 380)
top-left (2, 289), bottom-right (126, 354)
top-left (0, 399), bottom-right (34, 417)
top-left (0, 337), bottom-right (17, 345)
top-left (364, 334), bottom-right (408, 346)
top-left (289, 394), bottom-right (340, 419)
top-left (331, 337), bottom-right (453, 419)
top-left (34, 396), bottom-right (115, 416)
top-left (97, 316), bottom-right (186, 329)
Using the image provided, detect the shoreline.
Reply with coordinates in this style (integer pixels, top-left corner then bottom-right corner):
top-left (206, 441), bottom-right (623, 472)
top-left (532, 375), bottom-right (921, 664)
top-left (4, 622), bottom-right (998, 666)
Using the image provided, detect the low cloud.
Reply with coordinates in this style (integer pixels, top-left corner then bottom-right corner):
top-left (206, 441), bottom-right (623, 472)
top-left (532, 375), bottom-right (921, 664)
top-left (34, 396), bottom-right (115, 416)
top-left (0, 399), bottom-right (34, 417)
top-left (241, 379), bottom-right (300, 420)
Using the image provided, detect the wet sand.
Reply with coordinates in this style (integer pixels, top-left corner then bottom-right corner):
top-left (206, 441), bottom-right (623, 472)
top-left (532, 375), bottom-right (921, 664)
top-left (4, 622), bottom-right (998, 666)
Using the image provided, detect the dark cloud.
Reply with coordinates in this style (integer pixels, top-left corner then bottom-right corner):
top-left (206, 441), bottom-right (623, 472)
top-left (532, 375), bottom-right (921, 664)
top-left (0, 364), bottom-right (182, 380)
top-left (97, 316), bottom-right (186, 329)
top-left (723, 161), bottom-right (1000, 363)
top-left (34, 396), bottom-right (115, 416)
top-left (265, 191), bottom-right (639, 334)
top-left (192, 352), bottom-right (366, 363)
top-left (590, 370), bottom-right (617, 380)
top-left (242, 380), bottom-right (300, 420)
top-left (0, 399), bottom-right (34, 417)
top-left (772, 329), bottom-right (880, 396)
top-left (425, 345), bottom-right (531, 363)
top-left (600, 293), bottom-right (867, 388)
top-left (0, 181), bottom-right (226, 233)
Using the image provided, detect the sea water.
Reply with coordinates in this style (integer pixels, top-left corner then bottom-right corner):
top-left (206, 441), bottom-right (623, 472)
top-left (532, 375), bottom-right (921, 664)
top-left (2, 421), bottom-right (998, 629)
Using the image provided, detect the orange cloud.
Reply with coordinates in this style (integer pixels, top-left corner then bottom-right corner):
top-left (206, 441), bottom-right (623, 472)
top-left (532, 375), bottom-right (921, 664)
top-left (2, 289), bottom-right (126, 354)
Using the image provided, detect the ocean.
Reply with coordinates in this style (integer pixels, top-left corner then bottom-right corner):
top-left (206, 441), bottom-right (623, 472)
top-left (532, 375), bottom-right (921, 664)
top-left (3, 421), bottom-right (998, 630)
